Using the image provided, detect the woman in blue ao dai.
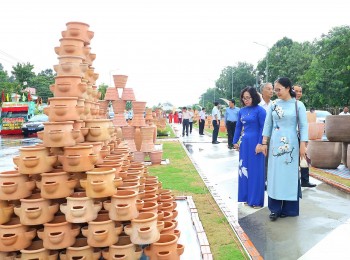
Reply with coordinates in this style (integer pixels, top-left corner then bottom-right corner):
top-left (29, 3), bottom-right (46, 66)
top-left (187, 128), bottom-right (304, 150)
top-left (233, 86), bottom-right (266, 207)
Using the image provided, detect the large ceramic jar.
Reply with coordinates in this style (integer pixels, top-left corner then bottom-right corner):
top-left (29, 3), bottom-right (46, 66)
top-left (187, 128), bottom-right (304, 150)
top-left (45, 97), bottom-right (84, 122)
top-left (102, 235), bottom-right (142, 260)
top-left (60, 237), bottom-right (101, 260)
top-left (0, 218), bottom-right (36, 252)
top-left (42, 121), bottom-right (79, 147)
top-left (60, 192), bottom-right (102, 223)
top-left (14, 193), bottom-right (59, 225)
top-left (58, 145), bottom-right (98, 172)
top-left (19, 240), bottom-right (58, 260)
top-left (325, 115), bottom-right (350, 142)
top-left (85, 119), bottom-right (115, 142)
top-left (0, 201), bottom-right (14, 225)
top-left (0, 170), bottom-right (35, 200)
top-left (12, 146), bottom-right (57, 175)
top-left (80, 168), bottom-right (123, 198)
top-left (124, 212), bottom-right (164, 245)
top-left (50, 76), bottom-right (87, 98)
top-left (308, 140), bottom-right (342, 169)
top-left (103, 190), bottom-right (144, 221)
top-left (144, 234), bottom-right (184, 260)
top-left (81, 213), bottom-right (123, 247)
top-left (37, 215), bottom-right (80, 250)
top-left (113, 75), bottom-right (128, 89)
top-left (36, 171), bottom-right (77, 199)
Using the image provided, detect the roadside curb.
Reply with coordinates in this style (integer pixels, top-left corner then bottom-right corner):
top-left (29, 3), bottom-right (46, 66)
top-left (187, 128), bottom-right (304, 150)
top-left (310, 168), bottom-right (350, 194)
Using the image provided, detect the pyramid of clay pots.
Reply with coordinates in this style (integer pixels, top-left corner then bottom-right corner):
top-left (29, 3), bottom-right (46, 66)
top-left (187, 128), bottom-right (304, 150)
top-left (0, 21), bottom-right (183, 260)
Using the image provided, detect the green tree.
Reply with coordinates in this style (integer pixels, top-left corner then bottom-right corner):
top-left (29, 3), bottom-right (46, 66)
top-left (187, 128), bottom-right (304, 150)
top-left (30, 69), bottom-right (55, 103)
top-left (11, 62), bottom-right (36, 89)
top-left (98, 83), bottom-right (108, 100)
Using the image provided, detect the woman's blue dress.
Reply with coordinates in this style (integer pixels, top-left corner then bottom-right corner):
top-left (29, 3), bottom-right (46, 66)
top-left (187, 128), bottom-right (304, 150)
top-left (233, 105), bottom-right (266, 207)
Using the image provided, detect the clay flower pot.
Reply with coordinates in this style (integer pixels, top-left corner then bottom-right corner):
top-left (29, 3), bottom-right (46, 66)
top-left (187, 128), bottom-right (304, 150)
top-left (14, 193), bottom-right (59, 225)
top-left (0, 201), bottom-right (14, 225)
top-left (103, 190), bottom-right (143, 221)
top-left (58, 145), bottom-right (98, 172)
top-left (50, 76), bottom-right (87, 98)
top-left (19, 240), bottom-right (58, 260)
top-left (124, 212), bottom-right (164, 245)
top-left (45, 97), bottom-right (83, 122)
top-left (36, 171), bottom-right (77, 199)
top-left (150, 150), bottom-right (163, 165)
top-left (0, 170), bottom-right (35, 200)
top-left (60, 192), bottom-right (102, 223)
top-left (104, 87), bottom-right (119, 101)
top-left (102, 235), bottom-right (142, 260)
top-left (131, 114), bottom-right (147, 127)
top-left (60, 237), bottom-right (101, 260)
top-left (133, 151), bottom-right (146, 163)
top-left (144, 234), bottom-right (184, 260)
top-left (132, 101), bottom-right (147, 114)
top-left (37, 215), bottom-right (80, 250)
top-left (308, 140), bottom-right (342, 169)
top-left (111, 99), bottom-right (126, 114)
top-left (81, 213), bottom-right (123, 247)
top-left (140, 201), bottom-right (159, 214)
top-left (85, 119), bottom-right (115, 142)
top-left (112, 113), bottom-right (128, 127)
top-left (64, 21), bottom-right (94, 44)
top-left (113, 75), bottom-right (128, 89)
top-left (160, 221), bottom-right (180, 238)
top-left (121, 88), bottom-right (136, 101)
top-left (42, 121), bottom-right (79, 147)
top-left (54, 37), bottom-right (85, 56)
top-left (54, 61), bottom-right (88, 77)
top-left (325, 115), bottom-right (350, 142)
top-left (78, 141), bottom-right (105, 164)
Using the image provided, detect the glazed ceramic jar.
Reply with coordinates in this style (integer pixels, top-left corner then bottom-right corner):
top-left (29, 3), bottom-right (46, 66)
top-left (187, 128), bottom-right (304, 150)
top-left (19, 240), bottom-right (58, 260)
top-left (60, 192), bottom-right (102, 223)
top-left (42, 121), bottom-right (79, 147)
top-left (144, 234), bottom-right (184, 260)
top-left (14, 193), bottom-right (59, 225)
top-left (0, 218), bottom-right (36, 252)
top-left (81, 213), bottom-right (123, 247)
top-left (58, 145), bottom-right (98, 172)
top-left (103, 190), bottom-right (144, 221)
top-left (80, 168), bottom-right (123, 198)
top-left (113, 75), bottom-right (128, 89)
top-left (50, 76), bottom-right (87, 98)
top-left (12, 146), bottom-right (57, 175)
top-left (102, 235), bottom-right (142, 260)
top-left (60, 237), bottom-right (101, 260)
top-left (45, 97), bottom-right (84, 121)
top-left (84, 119), bottom-right (115, 142)
top-left (37, 215), bottom-right (80, 250)
top-left (36, 171), bottom-right (77, 199)
top-left (124, 212), bottom-right (164, 245)
top-left (0, 201), bottom-right (14, 225)
top-left (0, 170), bottom-right (35, 200)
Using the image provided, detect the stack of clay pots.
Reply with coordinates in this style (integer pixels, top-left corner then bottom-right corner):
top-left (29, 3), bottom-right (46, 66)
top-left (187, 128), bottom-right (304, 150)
top-left (0, 21), bottom-right (183, 259)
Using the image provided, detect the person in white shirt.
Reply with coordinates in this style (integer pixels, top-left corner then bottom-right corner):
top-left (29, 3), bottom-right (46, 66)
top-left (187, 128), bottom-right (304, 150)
top-left (211, 101), bottom-right (221, 144)
top-left (181, 107), bottom-right (190, 136)
top-left (199, 108), bottom-right (206, 135)
top-left (339, 106), bottom-right (350, 115)
top-left (259, 82), bottom-right (274, 111)
top-left (188, 108), bottom-right (194, 134)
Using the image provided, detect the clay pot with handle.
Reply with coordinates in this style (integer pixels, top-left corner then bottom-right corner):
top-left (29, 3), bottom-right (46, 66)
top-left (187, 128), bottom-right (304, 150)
top-left (19, 240), bottom-right (58, 260)
top-left (41, 121), bottom-right (79, 147)
top-left (144, 234), bottom-right (184, 260)
top-left (102, 235), bottom-right (142, 260)
top-left (45, 97), bottom-right (83, 122)
top-left (0, 201), bottom-right (14, 225)
top-left (60, 237), bottom-right (101, 260)
top-left (0, 170), bottom-right (35, 200)
top-left (50, 75), bottom-right (87, 98)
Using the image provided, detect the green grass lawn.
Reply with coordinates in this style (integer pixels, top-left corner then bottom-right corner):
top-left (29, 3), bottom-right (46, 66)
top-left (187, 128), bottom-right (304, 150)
top-left (193, 123), bottom-right (227, 138)
top-left (157, 123), bottom-right (176, 139)
top-left (147, 141), bottom-right (247, 260)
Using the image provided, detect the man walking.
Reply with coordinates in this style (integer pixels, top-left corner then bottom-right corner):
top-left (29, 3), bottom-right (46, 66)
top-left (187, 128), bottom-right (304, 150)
top-left (188, 107), bottom-right (194, 134)
top-left (224, 99), bottom-right (240, 149)
top-left (199, 108), bottom-right (206, 135)
top-left (211, 101), bottom-right (221, 144)
top-left (181, 107), bottom-right (190, 137)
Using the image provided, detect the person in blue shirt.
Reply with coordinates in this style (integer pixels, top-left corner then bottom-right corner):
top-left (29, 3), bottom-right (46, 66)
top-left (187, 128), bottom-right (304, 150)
top-left (225, 99), bottom-right (240, 149)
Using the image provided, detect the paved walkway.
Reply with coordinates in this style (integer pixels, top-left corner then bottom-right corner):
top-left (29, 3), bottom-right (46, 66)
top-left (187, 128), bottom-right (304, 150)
top-left (171, 123), bottom-right (350, 260)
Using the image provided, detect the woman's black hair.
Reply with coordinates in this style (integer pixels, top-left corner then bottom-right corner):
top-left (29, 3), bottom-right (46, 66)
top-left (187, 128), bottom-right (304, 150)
top-left (240, 86), bottom-right (261, 106)
top-left (275, 77), bottom-right (296, 98)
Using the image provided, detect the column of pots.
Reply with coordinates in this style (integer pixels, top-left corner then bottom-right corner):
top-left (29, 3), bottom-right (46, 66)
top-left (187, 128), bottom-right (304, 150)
top-left (111, 99), bottom-right (128, 127)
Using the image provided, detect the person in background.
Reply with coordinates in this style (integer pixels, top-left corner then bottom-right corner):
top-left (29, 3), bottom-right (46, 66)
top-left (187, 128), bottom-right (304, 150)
top-left (233, 86), bottom-right (266, 208)
top-left (225, 99), bottom-right (240, 149)
top-left (261, 78), bottom-right (308, 221)
top-left (339, 106), bottom-right (350, 115)
top-left (178, 111), bottom-right (182, 124)
top-left (211, 101), bottom-right (221, 144)
top-left (168, 111), bottom-right (173, 123)
top-left (294, 84), bottom-right (316, 188)
top-left (174, 111), bottom-right (179, 123)
top-left (181, 107), bottom-right (190, 137)
top-left (188, 107), bottom-right (194, 134)
top-left (259, 82), bottom-right (274, 110)
top-left (199, 108), bottom-right (206, 136)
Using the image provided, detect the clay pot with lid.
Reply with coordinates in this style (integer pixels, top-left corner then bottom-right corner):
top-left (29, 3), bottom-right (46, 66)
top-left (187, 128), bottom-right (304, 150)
top-left (0, 217), bottom-right (36, 252)
top-left (14, 193), bottom-right (59, 225)
top-left (144, 234), bottom-right (184, 260)
top-left (45, 97), bottom-right (84, 122)
top-left (0, 201), bottom-right (14, 225)
top-left (60, 237), bottom-right (101, 260)
top-left (80, 168), bottom-right (123, 198)
top-left (81, 213), bottom-right (123, 247)
top-left (102, 235), bottom-right (142, 260)
top-left (60, 192), bottom-right (102, 223)
top-left (37, 215), bottom-right (80, 250)
top-left (19, 239), bottom-right (58, 260)
top-left (36, 171), bottom-right (77, 199)
top-left (58, 145), bottom-right (98, 172)
top-left (12, 146), bottom-right (57, 175)
top-left (50, 75), bottom-right (87, 98)
top-left (113, 75), bottom-right (128, 89)
top-left (0, 170), bottom-right (35, 200)
top-left (124, 212), bottom-right (164, 245)
top-left (85, 119), bottom-right (115, 142)
top-left (42, 121), bottom-right (79, 147)
top-left (103, 190), bottom-right (143, 221)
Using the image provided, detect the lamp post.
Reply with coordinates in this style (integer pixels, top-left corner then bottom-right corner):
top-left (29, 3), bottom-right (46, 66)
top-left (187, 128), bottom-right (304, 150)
top-left (231, 69), bottom-right (234, 99)
top-left (253, 42), bottom-right (269, 82)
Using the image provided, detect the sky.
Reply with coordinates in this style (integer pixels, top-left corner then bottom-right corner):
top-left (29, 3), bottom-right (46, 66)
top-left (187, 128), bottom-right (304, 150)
top-left (0, 0), bottom-right (348, 107)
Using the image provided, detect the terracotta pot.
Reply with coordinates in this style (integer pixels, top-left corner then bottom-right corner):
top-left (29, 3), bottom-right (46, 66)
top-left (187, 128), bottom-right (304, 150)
top-left (132, 101), bottom-right (147, 114)
top-left (54, 37), bottom-right (85, 56)
top-left (37, 215), bottom-right (80, 250)
top-left (14, 193), bottom-right (59, 225)
top-left (0, 201), bottom-right (14, 225)
top-left (60, 237), bottom-right (101, 260)
top-left (140, 201), bottom-right (159, 214)
top-left (104, 87), bottom-right (119, 101)
top-left (12, 146), bottom-right (57, 175)
top-left (140, 127), bottom-right (155, 152)
top-left (112, 114), bottom-right (128, 127)
top-left (60, 192), bottom-right (102, 223)
top-left (0, 170), bottom-right (35, 200)
top-left (150, 150), bottom-right (163, 165)
top-left (144, 234), bottom-right (184, 260)
top-left (84, 52), bottom-right (96, 66)
top-left (308, 140), bottom-right (342, 169)
top-left (102, 235), bottom-right (142, 260)
top-left (45, 97), bottom-right (83, 122)
top-left (58, 145), bottom-right (98, 172)
top-left (103, 190), bottom-right (144, 221)
top-left (113, 75), bottom-right (128, 89)
top-left (42, 121), bottom-right (78, 147)
top-left (85, 119), bottom-right (115, 142)
top-left (19, 239), bottom-right (58, 260)
top-left (78, 141), bottom-right (105, 164)
top-left (308, 122), bottom-right (325, 140)
top-left (326, 115), bottom-right (350, 142)
top-left (121, 88), bottom-right (136, 101)
top-left (54, 60), bottom-right (88, 77)
top-left (50, 76), bottom-right (87, 98)
top-left (65, 21), bottom-right (94, 44)
top-left (133, 151), bottom-right (145, 163)
top-left (124, 212), bottom-right (164, 245)
top-left (0, 252), bottom-right (17, 259)
top-left (160, 221), bottom-right (180, 238)
top-left (131, 114), bottom-right (146, 127)
top-left (80, 168), bottom-right (123, 198)
top-left (81, 213), bottom-right (123, 247)
top-left (36, 171), bottom-right (77, 199)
